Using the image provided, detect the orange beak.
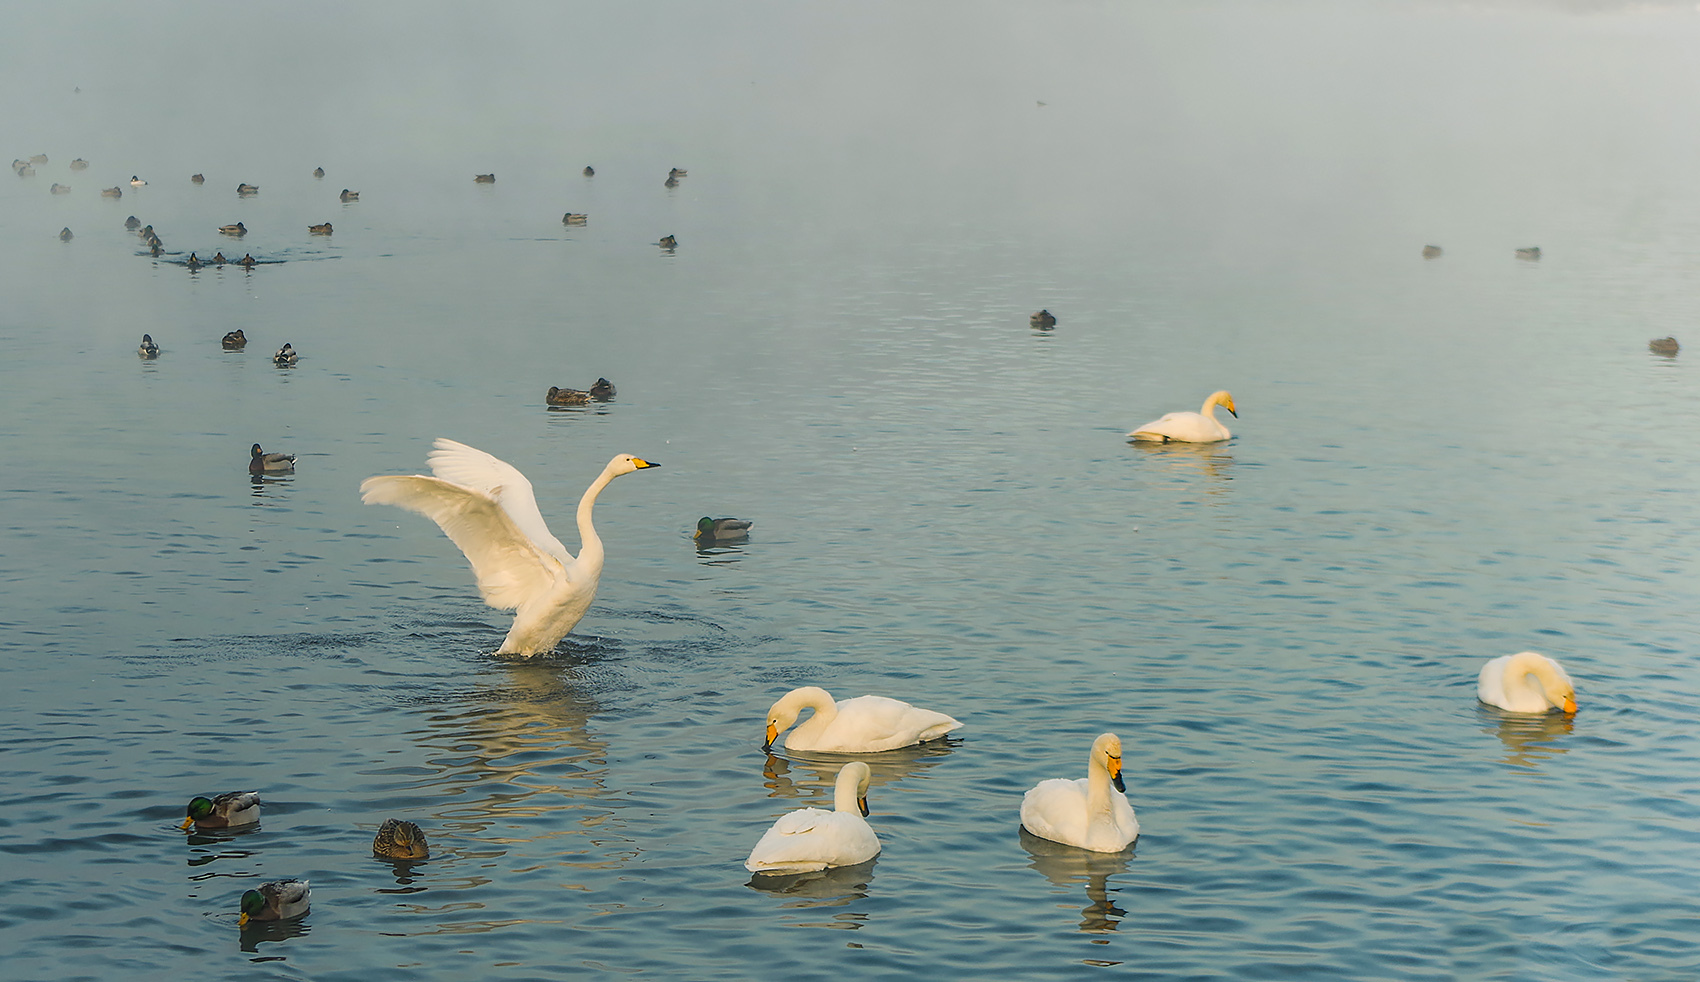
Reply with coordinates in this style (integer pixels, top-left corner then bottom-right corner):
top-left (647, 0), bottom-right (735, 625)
top-left (764, 722), bottom-right (778, 750)
top-left (238, 912), bottom-right (250, 927)
top-left (181, 816), bottom-right (195, 831)
top-left (1562, 693), bottom-right (1577, 715)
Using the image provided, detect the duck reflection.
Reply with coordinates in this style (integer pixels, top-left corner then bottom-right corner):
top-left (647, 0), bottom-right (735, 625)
top-left (760, 741), bottom-right (957, 801)
top-left (1129, 439), bottom-right (1235, 487)
top-left (695, 538), bottom-right (746, 564)
top-left (238, 916), bottom-right (311, 952)
top-left (746, 857), bottom-right (876, 913)
top-left (183, 824), bottom-right (260, 867)
top-left (1019, 826), bottom-right (1134, 933)
top-left (1479, 706), bottom-right (1573, 769)
top-left (375, 856), bottom-right (430, 893)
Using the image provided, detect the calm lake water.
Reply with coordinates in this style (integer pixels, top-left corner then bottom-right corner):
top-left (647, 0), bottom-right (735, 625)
top-left (3, 2), bottom-right (1698, 979)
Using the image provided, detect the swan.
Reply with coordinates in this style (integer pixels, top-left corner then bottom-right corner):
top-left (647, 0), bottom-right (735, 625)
top-left (764, 686), bottom-right (962, 753)
top-left (745, 761), bottom-right (879, 874)
top-left (239, 879), bottom-right (309, 926)
top-left (1021, 732), bottom-right (1139, 852)
top-left (1129, 390), bottom-right (1237, 443)
top-left (371, 818), bottom-right (430, 860)
top-left (182, 790), bottom-right (261, 830)
top-left (360, 439), bottom-right (659, 656)
top-left (250, 444), bottom-right (295, 475)
top-left (1478, 651), bottom-right (1576, 714)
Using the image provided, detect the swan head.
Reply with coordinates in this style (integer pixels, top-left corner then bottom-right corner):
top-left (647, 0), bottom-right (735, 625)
top-left (1092, 732), bottom-right (1126, 793)
top-left (1209, 391), bottom-right (1238, 418)
top-left (606, 454), bottom-right (659, 477)
top-left (1508, 651), bottom-right (1577, 714)
top-left (840, 761), bottom-right (872, 816)
top-left (763, 686), bottom-right (832, 749)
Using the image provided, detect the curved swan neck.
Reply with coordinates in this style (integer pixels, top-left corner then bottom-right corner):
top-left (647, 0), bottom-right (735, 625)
top-left (788, 687), bottom-right (838, 735)
top-left (1086, 754), bottom-right (1116, 815)
top-left (833, 762), bottom-right (870, 813)
top-left (575, 464), bottom-right (619, 566)
top-left (1199, 395), bottom-right (1220, 419)
top-left (1511, 653), bottom-right (1562, 701)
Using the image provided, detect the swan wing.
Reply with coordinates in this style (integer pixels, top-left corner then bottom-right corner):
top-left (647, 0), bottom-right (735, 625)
top-left (1020, 777), bottom-right (1090, 846)
top-left (424, 439), bottom-right (572, 562)
top-left (361, 474), bottom-right (568, 610)
top-left (1129, 411), bottom-right (1224, 442)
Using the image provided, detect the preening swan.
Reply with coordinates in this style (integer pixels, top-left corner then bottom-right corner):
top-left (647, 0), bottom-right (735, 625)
top-left (1129, 390), bottom-right (1237, 443)
top-left (1021, 732), bottom-right (1139, 852)
top-left (745, 761), bottom-right (880, 874)
top-left (764, 686), bottom-right (962, 753)
top-left (360, 439), bottom-right (659, 656)
top-left (1478, 651), bottom-right (1576, 714)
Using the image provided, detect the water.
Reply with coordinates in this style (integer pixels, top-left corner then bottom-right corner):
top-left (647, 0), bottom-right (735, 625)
top-left (3, 2), bottom-right (1698, 978)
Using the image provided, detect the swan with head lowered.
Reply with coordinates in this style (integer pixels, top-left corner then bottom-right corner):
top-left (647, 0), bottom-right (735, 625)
top-left (360, 439), bottom-right (658, 656)
top-left (1478, 651), bottom-right (1576, 714)
top-left (1129, 390), bottom-right (1237, 443)
top-left (764, 686), bottom-right (962, 753)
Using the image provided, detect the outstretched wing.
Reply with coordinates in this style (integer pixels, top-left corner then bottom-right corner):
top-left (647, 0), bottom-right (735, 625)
top-left (361, 474), bottom-right (568, 610)
top-left (422, 439), bottom-right (573, 562)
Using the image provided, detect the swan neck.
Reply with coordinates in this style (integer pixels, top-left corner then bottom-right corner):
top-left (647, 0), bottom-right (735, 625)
top-left (792, 689), bottom-right (837, 738)
top-left (834, 772), bottom-right (860, 813)
top-left (1085, 755), bottom-right (1116, 815)
top-left (575, 466), bottom-right (617, 563)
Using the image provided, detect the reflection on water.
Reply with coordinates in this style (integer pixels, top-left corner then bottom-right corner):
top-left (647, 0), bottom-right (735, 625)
top-left (375, 856), bottom-right (431, 893)
top-left (238, 916), bottom-right (310, 953)
top-left (1019, 827), bottom-right (1135, 934)
top-left (184, 823), bottom-right (262, 868)
top-left (695, 539), bottom-right (746, 565)
top-left (746, 858), bottom-right (877, 919)
top-left (760, 740), bottom-right (958, 801)
top-left (1478, 707), bottom-right (1574, 770)
top-left (1130, 440), bottom-right (1236, 487)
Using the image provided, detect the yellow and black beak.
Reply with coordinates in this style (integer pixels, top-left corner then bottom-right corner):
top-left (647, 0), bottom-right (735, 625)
top-left (1224, 400), bottom-right (1239, 418)
top-left (633, 458), bottom-right (658, 469)
top-left (763, 722), bottom-right (778, 751)
top-left (1109, 755), bottom-right (1126, 793)
top-left (857, 794), bottom-right (869, 818)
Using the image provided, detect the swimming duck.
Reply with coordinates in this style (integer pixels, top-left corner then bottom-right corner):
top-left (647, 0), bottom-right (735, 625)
top-left (238, 253), bottom-right (257, 267)
top-left (186, 252), bottom-right (200, 268)
top-left (1031, 309), bottom-right (1056, 329)
top-left (220, 222), bottom-right (246, 236)
top-left (138, 334), bottom-right (160, 358)
top-left (236, 183), bottom-right (258, 195)
top-left (546, 385), bottom-right (591, 405)
top-left (50, 183), bottom-right (70, 194)
top-left (238, 879), bottom-right (310, 926)
top-left (313, 166), bottom-right (325, 179)
top-left (562, 212), bottom-right (588, 225)
top-left (137, 225), bottom-right (153, 238)
top-left (59, 227), bottom-right (73, 241)
top-left (763, 686), bottom-right (962, 752)
top-left (1422, 244), bottom-right (1443, 259)
top-left (308, 223), bottom-right (333, 235)
top-left (340, 189), bottom-right (359, 201)
top-left (191, 173), bottom-right (205, 184)
top-left (1478, 651), bottom-right (1576, 715)
top-left (583, 165), bottom-right (594, 176)
top-left (251, 443), bottom-right (296, 474)
top-left (29, 154), bottom-right (47, 165)
top-left (696, 517), bottom-right (752, 541)
top-left (669, 168), bottom-right (687, 178)
top-left (664, 175), bottom-right (679, 188)
top-left (658, 234), bottom-right (677, 249)
top-left (101, 186), bottom-right (122, 197)
top-left (130, 175), bottom-right (146, 186)
top-left (1128, 390), bottom-right (1238, 443)
top-left (272, 342), bottom-right (295, 364)
top-left (745, 761), bottom-right (879, 875)
top-left (70, 158), bottom-right (89, 171)
top-left (474, 173), bottom-right (495, 183)
top-left (1515, 246), bottom-right (1541, 260)
top-left (372, 819), bottom-right (430, 860)
top-left (1020, 733), bottom-right (1139, 853)
top-left (149, 240), bottom-right (163, 256)
top-left (222, 329), bottom-right (246, 349)
top-left (14, 163), bottom-right (35, 176)
top-left (182, 790), bottom-right (261, 829)
top-left (212, 252), bottom-right (228, 264)
top-left (589, 377), bottom-right (615, 400)
top-left (1649, 336), bottom-right (1680, 356)
top-left (124, 215), bottom-right (141, 229)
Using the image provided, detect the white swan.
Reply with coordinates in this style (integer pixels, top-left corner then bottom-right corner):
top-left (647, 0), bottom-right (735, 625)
top-left (1478, 651), bottom-right (1576, 714)
top-left (360, 439), bottom-right (658, 656)
top-left (1020, 732), bottom-right (1139, 853)
top-left (763, 686), bottom-right (962, 753)
top-left (1128, 390), bottom-right (1237, 443)
top-left (745, 761), bottom-right (880, 874)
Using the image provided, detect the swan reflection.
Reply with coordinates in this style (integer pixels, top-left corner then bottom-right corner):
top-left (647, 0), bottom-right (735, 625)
top-left (1019, 826), bottom-right (1135, 934)
top-left (760, 740), bottom-right (958, 801)
top-left (1129, 440), bottom-right (1235, 486)
top-left (746, 858), bottom-right (877, 913)
top-left (1479, 706), bottom-right (1573, 769)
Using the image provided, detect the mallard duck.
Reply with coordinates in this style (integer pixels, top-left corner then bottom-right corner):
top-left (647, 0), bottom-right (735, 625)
top-left (562, 212), bottom-right (588, 225)
top-left (1421, 244), bottom-right (1443, 258)
top-left (138, 334), bottom-right (160, 358)
top-left (186, 252), bottom-right (201, 268)
top-left (130, 175), bottom-right (146, 186)
top-left (589, 377), bottom-right (615, 400)
top-left (1515, 246), bottom-right (1541, 260)
top-left (190, 173), bottom-right (205, 184)
top-left (658, 234), bottom-right (677, 249)
top-left (59, 227), bottom-right (73, 241)
top-left (182, 790), bottom-right (261, 829)
top-left (29, 154), bottom-right (48, 164)
top-left (238, 253), bottom-right (257, 267)
top-left (70, 158), bottom-right (89, 171)
top-left (1031, 309), bottom-right (1056, 329)
top-left (149, 240), bottom-right (163, 256)
top-left (137, 224), bottom-right (154, 239)
top-left (1649, 336), bottom-right (1680, 356)
top-left (124, 215), bottom-right (141, 229)
top-left (340, 189), bottom-right (359, 201)
top-left (101, 186), bottom-right (122, 197)
top-left (582, 165), bottom-right (594, 176)
top-left (308, 223), bottom-right (333, 235)
top-left (50, 183), bottom-right (70, 194)
top-left (664, 175), bottom-right (679, 188)
top-left (372, 818), bottom-right (430, 860)
top-left (220, 222), bottom-right (246, 236)
top-left (669, 168), bottom-right (687, 178)
top-left (14, 163), bottom-right (35, 176)
top-left (546, 385), bottom-right (591, 405)
top-left (1129, 390), bottom-right (1238, 443)
top-left (212, 252), bottom-right (228, 264)
top-left (222, 329), bottom-right (246, 349)
top-left (474, 173), bottom-right (495, 183)
top-left (696, 517), bottom-right (752, 541)
top-left (238, 879), bottom-right (310, 926)
top-left (250, 444), bottom-right (296, 474)
top-left (236, 183), bottom-right (258, 195)
top-left (272, 342), bottom-right (296, 364)
top-left (312, 166), bottom-right (325, 178)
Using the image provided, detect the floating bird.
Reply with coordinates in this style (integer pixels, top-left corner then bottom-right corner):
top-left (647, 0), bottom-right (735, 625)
top-left (360, 439), bottom-right (660, 656)
top-left (1515, 246), bottom-right (1541, 260)
top-left (1128, 390), bottom-right (1238, 443)
top-left (211, 252), bottom-right (228, 264)
top-left (658, 234), bottom-right (677, 249)
top-left (183, 790), bottom-right (261, 830)
top-left (313, 166), bottom-right (325, 178)
top-left (669, 168), bottom-right (687, 178)
top-left (1422, 244), bottom-right (1443, 259)
top-left (474, 173), bottom-right (495, 183)
top-left (309, 223), bottom-right (333, 235)
top-left (220, 222), bottom-right (246, 236)
top-left (186, 252), bottom-right (201, 269)
top-left (130, 175), bottom-right (146, 186)
top-left (695, 517), bottom-right (752, 542)
top-left (50, 183), bottom-right (70, 194)
top-left (149, 240), bottom-right (162, 256)
top-left (222, 329), bottom-right (246, 349)
top-left (59, 227), bottom-right (72, 241)
top-left (70, 158), bottom-right (89, 171)
top-left (101, 186), bottom-right (122, 197)
top-left (236, 183), bottom-right (258, 195)
top-left (250, 444), bottom-right (295, 475)
top-left (191, 173), bottom-right (205, 184)
top-left (546, 386), bottom-right (592, 405)
top-left (664, 175), bottom-right (678, 188)
top-left (272, 342), bottom-right (296, 365)
top-left (1031, 309), bottom-right (1056, 329)
top-left (590, 378), bottom-right (615, 400)
top-left (583, 165), bottom-right (594, 177)
top-left (238, 879), bottom-right (310, 926)
top-left (29, 154), bottom-right (47, 164)
top-left (138, 334), bottom-right (160, 358)
top-left (372, 819), bottom-right (430, 860)
top-left (562, 212), bottom-right (588, 225)
top-left (137, 224), bottom-right (154, 239)
top-left (14, 163), bottom-right (35, 176)
top-left (1649, 336), bottom-right (1680, 356)
top-left (238, 253), bottom-right (257, 268)
top-left (745, 761), bottom-right (879, 874)
top-left (340, 189), bottom-right (359, 202)
top-left (1478, 652), bottom-right (1576, 715)
top-left (124, 215), bottom-right (141, 229)
top-left (763, 686), bottom-right (961, 752)
top-left (1021, 733), bottom-right (1139, 852)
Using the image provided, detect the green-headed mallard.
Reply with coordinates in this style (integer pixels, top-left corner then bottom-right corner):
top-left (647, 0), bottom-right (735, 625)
top-left (182, 790), bottom-right (260, 829)
top-left (695, 516), bottom-right (752, 541)
top-left (219, 222), bottom-right (246, 236)
top-left (250, 444), bottom-right (295, 474)
top-left (562, 212), bottom-right (588, 225)
top-left (658, 234), bottom-right (677, 249)
top-left (191, 173), bottom-right (205, 184)
top-left (59, 227), bottom-right (73, 241)
top-left (222, 329), bottom-right (246, 349)
top-left (669, 167), bottom-right (687, 178)
top-left (582, 165), bottom-right (594, 176)
top-left (238, 879), bottom-right (309, 926)
top-left (372, 818), bottom-right (430, 860)
top-left (138, 334), bottom-right (160, 358)
top-left (340, 188), bottom-right (359, 201)
top-left (186, 252), bottom-right (201, 268)
top-left (313, 166), bottom-right (325, 179)
top-left (1515, 246), bottom-right (1541, 260)
top-left (236, 183), bottom-right (258, 195)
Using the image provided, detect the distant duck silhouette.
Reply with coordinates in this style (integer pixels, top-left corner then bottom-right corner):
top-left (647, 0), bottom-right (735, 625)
top-left (583, 165), bottom-right (594, 176)
top-left (59, 227), bottom-right (72, 241)
top-left (29, 155), bottom-right (47, 164)
top-left (372, 819), bottom-right (430, 860)
top-left (236, 183), bottom-right (259, 195)
top-left (695, 517), bottom-right (752, 541)
top-left (474, 173), bottom-right (495, 183)
top-left (546, 385), bottom-right (592, 406)
top-left (1031, 309), bottom-right (1056, 329)
top-left (138, 334), bottom-right (160, 358)
top-left (50, 183), bottom-right (70, 194)
top-left (239, 879), bottom-right (310, 927)
top-left (562, 212), bottom-right (588, 225)
top-left (658, 234), bottom-right (677, 249)
top-left (186, 252), bottom-right (201, 268)
top-left (130, 175), bottom-right (146, 186)
top-left (137, 225), bottom-right (154, 239)
top-left (70, 158), bottom-right (89, 171)
top-left (313, 166), bottom-right (325, 179)
top-left (14, 163), bottom-right (34, 176)
top-left (190, 173), bottom-right (205, 184)
top-left (124, 215), bottom-right (141, 229)
top-left (250, 443), bottom-right (296, 474)
top-left (1422, 244), bottom-right (1443, 258)
top-left (149, 240), bottom-right (163, 256)
top-left (590, 377), bottom-right (615, 400)
top-left (669, 168), bottom-right (687, 178)
top-left (238, 253), bottom-right (257, 267)
top-left (1515, 246), bottom-right (1541, 260)
top-left (219, 222), bottom-right (246, 236)
top-left (340, 189), bottom-right (359, 201)
top-left (272, 342), bottom-right (296, 365)
top-left (1649, 336), bottom-right (1680, 356)
top-left (309, 223), bottom-right (333, 235)
top-left (222, 329), bottom-right (246, 349)
top-left (664, 175), bottom-right (679, 188)
top-left (211, 252), bottom-right (228, 264)
top-left (101, 186), bottom-right (122, 197)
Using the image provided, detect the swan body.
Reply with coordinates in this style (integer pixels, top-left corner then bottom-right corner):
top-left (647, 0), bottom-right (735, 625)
top-left (250, 444), bottom-right (295, 475)
top-left (1021, 732), bottom-right (1139, 852)
top-left (1129, 390), bottom-right (1237, 443)
top-left (745, 761), bottom-right (879, 874)
top-left (239, 879), bottom-right (309, 926)
top-left (222, 330), bottom-right (246, 349)
top-left (360, 439), bottom-right (659, 656)
top-left (372, 818), bottom-right (429, 860)
top-left (137, 334), bottom-right (159, 358)
top-left (696, 517), bottom-right (752, 541)
top-left (1478, 651), bottom-right (1576, 714)
top-left (183, 790), bottom-right (261, 829)
top-left (764, 686), bottom-right (962, 752)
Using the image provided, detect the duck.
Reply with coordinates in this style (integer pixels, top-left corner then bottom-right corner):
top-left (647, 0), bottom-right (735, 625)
top-left (1649, 337), bottom-right (1680, 356)
top-left (186, 252), bottom-right (201, 268)
top-left (236, 183), bottom-right (259, 195)
top-left (191, 173), bottom-right (205, 184)
top-left (137, 334), bottom-right (160, 358)
top-left (70, 158), bottom-right (89, 171)
top-left (272, 342), bottom-right (296, 364)
top-left (474, 173), bottom-right (495, 183)
top-left (211, 252), bottom-right (228, 265)
top-left (562, 212), bottom-right (588, 225)
top-left (312, 166), bottom-right (325, 179)
top-left (372, 819), bottom-right (430, 860)
top-left (763, 686), bottom-right (962, 753)
top-left (360, 439), bottom-right (660, 656)
top-left (29, 154), bottom-right (47, 165)
top-left (669, 168), bottom-right (688, 178)
top-left (340, 189), bottom-right (359, 201)
top-left (1478, 651), bottom-right (1577, 715)
top-left (182, 790), bottom-right (261, 830)
top-left (238, 879), bottom-right (310, 926)
top-left (219, 222), bottom-right (246, 236)
top-left (101, 186), bottom-right (122, 197)
top-left (1128, 390), bottom-right (1238, 443)
top-left (658, 234), bottom-right (678, 249)
top-left (50, 183), bottom-right (70, 194)
top-left (137, 224), bottom-right (154, 239)
top-left (589, 377), bottom-right (615, 400)
top-left (745, 761), bottom-right (879, 874)
top-left (1515, 246), bottom-right (1541, 260)
top-left (664, 175), bottom-right (679, 188)
top-left (130, 175), bottom-right (146, 186)
top-left (695, 517), bottom-right (752, 541)
top-left (1030, 309), bottom-right (1056, 329)
top-left (124, 215), bottom-right (141, 229)
top-left (582, 165), bottom-right (594, 177)
top-left (238, 253), bottom-right (257, 268)
top-left (59, 227), bottom-right (73, 241)
top-left (149, 240), bottom-right (163, 256)
top-left (222, 329), bottom-right (246, 349)
top-left (250, 444), bottom-right (296, 474)
top-left (14, 163), bottom-right (35, 176)
top-left (308, 222), bottom-right (333, 235)
top-left (1020, 733), bottom-right (1139, 853)
top-left (545, 385), bottom-right (591, 405)
top-left (1422, 244), bottom-right (1443, 258)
